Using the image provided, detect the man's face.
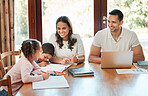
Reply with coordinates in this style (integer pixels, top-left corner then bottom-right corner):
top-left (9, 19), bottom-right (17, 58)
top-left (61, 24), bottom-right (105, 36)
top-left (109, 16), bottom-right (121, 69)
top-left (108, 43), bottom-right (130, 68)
top-left (40, 53), bottom-right (52, 61)
top-left (108, 15), bottom-right (123, 32)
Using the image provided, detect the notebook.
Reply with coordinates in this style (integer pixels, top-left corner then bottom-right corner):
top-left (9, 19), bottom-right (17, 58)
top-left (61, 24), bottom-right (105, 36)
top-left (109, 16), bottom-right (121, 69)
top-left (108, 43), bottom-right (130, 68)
top-left (101, 51), bottom-right (133, 68)
top-left (137, 61), bottom-right (148, 65)
top-left (134, 63), bottom-right (148, 70)
top-left (32, 76), bottom-right (69, 89)
top-left (40, 63), bottom-right (72, 72)
top-left (68, 67), bottom-right (94, 77)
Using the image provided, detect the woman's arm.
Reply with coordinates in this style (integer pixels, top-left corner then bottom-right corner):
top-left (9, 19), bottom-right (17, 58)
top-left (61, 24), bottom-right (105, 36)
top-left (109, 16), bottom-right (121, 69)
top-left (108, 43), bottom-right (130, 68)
top-left (76, 34), bottom-right (85, 64)
top-left (50, 55), bottom-right (70, 64)
top-left (77, 55), bottom-right (85, 64)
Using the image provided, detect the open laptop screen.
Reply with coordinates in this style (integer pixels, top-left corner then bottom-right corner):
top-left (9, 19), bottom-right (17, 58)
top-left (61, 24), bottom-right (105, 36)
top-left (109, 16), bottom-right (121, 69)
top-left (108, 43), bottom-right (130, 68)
top-left (101, 51), bottom-right (133, 68)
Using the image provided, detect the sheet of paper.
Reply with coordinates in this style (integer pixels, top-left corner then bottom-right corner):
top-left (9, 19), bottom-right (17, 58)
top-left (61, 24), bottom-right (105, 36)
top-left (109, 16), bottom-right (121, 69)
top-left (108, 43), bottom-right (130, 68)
top-left (40, 63), bottom-right (71, 72)
top-left (32, 76), bottom-right (69, 89)
top-left (116, 69), bottom-right (148, 74)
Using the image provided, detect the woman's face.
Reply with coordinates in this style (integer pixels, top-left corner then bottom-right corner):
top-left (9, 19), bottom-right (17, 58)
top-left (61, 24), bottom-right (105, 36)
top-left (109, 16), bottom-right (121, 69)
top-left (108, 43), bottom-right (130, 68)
top-left (56, 21), bottom-right (71, 41)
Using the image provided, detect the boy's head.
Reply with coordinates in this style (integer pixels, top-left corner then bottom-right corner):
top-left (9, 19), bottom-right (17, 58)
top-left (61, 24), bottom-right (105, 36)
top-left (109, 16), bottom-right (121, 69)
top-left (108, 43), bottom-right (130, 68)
top-left (39, 43), bottom-right (55, 61)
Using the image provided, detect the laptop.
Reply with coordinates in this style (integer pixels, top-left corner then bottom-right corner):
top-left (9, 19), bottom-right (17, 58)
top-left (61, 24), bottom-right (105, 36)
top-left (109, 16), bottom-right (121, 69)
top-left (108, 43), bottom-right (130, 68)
top-left (101, 51), bottom-right (133, 68)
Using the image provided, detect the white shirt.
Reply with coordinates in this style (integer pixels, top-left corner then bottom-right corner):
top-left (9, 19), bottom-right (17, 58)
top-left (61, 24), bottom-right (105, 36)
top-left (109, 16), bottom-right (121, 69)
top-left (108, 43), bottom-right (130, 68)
top-left (49, 33), bottom-right (85, 59)
top-left (92, 27), bottom-right (140, 51)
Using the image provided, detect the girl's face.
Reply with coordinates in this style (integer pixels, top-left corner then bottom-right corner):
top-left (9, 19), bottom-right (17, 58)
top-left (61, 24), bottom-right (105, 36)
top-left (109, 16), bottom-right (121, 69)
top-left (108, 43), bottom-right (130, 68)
top-left (33, 45), bottom-right (42, 61)
top-left (56, 21), bottom-right (71, 41)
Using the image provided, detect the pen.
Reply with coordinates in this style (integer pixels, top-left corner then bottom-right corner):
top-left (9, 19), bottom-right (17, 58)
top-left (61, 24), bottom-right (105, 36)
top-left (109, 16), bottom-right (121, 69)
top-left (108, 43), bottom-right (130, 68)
top-left (70, 54), bottom-right (79, 61)
top-left (53, 71), bottom-right (58, 75)
top-left (75, 54), bottom-right (78, 57)
top-left (53, 71), bottom-right (65, 76)
top-left (41, 70), bottom-right (46, 73)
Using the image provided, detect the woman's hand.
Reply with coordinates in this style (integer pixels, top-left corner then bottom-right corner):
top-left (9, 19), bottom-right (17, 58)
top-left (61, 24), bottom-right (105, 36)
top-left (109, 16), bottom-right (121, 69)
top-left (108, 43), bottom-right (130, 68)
top-left (60, 58), bottom-right (70, 64)
top-left (70, 54), bottom-right (77, 63)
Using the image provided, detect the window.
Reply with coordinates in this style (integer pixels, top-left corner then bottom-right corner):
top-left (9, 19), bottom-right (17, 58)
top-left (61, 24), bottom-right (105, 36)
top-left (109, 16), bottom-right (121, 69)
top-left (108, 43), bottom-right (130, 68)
top-left (108, 0), bottom-right (148, 60)
top-left (42, 0), bottom-right (94, 60)
top-left (14, 0), bottom-right (29, 50)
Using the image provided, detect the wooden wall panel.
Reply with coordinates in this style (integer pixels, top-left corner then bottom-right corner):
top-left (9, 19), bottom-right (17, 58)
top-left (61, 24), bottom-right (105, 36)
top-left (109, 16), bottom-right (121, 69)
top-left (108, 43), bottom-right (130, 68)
top-left (0, 0), bottom-right (5, 53)
top-left (28, 0), bottom-right (37, 39)
top-left (28, 0), bottom-right (42, 44)
top-left (94, 0), bottom-right (107, 35)
top-left (0, 0), bottom-right (15, 67)
top-left (9, 0), bottom-right (15, 65)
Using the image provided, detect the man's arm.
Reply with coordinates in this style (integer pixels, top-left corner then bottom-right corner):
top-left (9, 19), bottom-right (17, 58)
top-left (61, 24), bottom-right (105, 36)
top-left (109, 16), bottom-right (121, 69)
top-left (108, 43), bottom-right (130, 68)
top-left (131, 44), bottom-right (145, 63)
top-left (88, 44), bottom-right (101, 64)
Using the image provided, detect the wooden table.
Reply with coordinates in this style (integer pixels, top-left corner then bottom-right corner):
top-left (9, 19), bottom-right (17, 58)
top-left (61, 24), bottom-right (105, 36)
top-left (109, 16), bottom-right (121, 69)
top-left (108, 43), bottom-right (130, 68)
top-left (16, 62), bottom-right (148, 96)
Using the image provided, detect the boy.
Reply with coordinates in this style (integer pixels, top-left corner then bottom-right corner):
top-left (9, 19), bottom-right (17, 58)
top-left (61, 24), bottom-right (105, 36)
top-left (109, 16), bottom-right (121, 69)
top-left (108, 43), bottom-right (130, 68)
top-left (36, 42), bottom-right (54, 67)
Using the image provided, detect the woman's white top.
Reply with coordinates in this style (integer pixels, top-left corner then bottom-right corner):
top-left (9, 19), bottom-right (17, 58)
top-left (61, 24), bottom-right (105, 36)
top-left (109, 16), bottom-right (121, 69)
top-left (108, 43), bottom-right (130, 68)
top-left (49, 33), bottom-right (85, 59)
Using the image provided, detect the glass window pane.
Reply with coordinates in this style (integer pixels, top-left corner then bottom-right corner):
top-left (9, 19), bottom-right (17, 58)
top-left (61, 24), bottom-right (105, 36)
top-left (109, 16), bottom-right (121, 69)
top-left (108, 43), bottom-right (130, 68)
top-left (108, 0), bottom-right (148, 60)
top-left (14, 0), bottom-right (29, 50)
top-left (42, 0), bottom-right (94, 60)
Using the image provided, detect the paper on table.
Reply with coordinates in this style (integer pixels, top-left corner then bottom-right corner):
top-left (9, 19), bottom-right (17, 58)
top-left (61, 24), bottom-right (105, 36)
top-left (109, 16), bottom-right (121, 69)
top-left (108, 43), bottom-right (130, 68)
top-left (40, 63), bottom-right (71, 72)
top-left (116, 69), bottom-right (148, 74)
top-left (32, 76), bottom-right (69, 89)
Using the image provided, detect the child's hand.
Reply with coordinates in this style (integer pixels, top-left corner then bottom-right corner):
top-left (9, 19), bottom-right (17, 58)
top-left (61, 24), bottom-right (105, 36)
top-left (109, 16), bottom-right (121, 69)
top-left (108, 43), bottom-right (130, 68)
top-left (60, 58), bottom-right (70, 64)
top-left (42, 73), bottom-right (50, 80)
top-left (38, 62), bottom-right (49, 67)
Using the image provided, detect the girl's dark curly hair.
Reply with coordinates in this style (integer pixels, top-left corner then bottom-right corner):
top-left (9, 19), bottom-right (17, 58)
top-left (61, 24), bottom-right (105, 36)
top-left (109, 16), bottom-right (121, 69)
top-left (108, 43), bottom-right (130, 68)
top-left (21, 39), bottom-right (41, 59)
top-left (56, 16), bottom-right (77, 51)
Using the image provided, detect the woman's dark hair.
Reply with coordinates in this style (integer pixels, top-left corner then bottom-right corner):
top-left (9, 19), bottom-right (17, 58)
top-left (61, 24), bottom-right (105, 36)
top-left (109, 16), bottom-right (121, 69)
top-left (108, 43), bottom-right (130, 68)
top-left (56, 16), bottom-right (77, 51)
top-left (21, 39), bottom-right (41, 59)
top-left (109, 9), bottom-right (123, 21)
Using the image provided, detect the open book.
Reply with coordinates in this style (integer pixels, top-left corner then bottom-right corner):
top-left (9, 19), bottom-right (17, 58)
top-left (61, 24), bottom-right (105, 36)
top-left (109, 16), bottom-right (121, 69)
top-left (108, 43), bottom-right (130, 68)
top-left (40, 63), bottom-right (72, 72)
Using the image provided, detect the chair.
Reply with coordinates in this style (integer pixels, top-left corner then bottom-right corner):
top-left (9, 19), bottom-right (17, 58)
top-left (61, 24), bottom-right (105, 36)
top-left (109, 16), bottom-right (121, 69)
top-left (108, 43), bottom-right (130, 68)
top-left (0, 50), bottom-right (21, 79)
top-left (0, 75), bottom-right (12, 96)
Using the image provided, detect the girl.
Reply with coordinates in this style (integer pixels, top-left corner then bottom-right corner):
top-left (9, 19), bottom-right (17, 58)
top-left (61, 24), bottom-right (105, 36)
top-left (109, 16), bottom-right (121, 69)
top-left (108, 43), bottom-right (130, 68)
top-left (49, 16), bottom-right (85, 64)
top-left (1, 39), bottom-right (49, 95)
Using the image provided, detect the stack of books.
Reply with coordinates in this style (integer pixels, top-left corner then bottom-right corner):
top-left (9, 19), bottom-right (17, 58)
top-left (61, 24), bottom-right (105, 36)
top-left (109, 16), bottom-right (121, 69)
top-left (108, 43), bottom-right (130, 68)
top-left (137, 61), bottom-right (148, 65)
top-left (134, 61), bottom-right (148, 69)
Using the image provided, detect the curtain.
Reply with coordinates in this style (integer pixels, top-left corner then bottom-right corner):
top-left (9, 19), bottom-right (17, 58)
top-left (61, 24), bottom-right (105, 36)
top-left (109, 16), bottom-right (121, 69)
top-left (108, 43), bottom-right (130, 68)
top-left (0, 0), bottom-right (15, 66)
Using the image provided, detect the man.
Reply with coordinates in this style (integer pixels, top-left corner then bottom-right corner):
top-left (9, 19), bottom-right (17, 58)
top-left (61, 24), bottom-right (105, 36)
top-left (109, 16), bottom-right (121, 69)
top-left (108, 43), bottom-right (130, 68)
top-left (88, 9), bottom-right (145, 64)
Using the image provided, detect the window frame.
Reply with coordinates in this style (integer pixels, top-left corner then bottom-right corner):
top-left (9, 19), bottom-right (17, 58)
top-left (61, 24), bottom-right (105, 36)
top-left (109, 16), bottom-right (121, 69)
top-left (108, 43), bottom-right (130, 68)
top-left (28, 0), bottom-right (107, 43)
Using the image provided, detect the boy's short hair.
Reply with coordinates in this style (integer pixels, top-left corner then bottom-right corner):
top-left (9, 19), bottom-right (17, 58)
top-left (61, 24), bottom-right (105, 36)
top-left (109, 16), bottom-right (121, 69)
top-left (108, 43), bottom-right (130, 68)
top-left (42, 43), bottom-right (54, 56)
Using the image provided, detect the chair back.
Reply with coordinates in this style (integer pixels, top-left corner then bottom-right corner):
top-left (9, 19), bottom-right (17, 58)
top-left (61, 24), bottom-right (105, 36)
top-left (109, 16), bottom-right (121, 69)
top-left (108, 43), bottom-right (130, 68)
top-left (0, 50), bottom-right (21, 78)
top-left (0, 75), bottom-right (12, 96)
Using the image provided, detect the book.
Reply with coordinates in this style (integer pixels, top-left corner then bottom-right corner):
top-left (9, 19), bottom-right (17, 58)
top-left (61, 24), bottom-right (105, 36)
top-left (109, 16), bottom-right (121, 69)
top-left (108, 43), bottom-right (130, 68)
top-left (133, 63), bottom-right (148, 70)
top-left (137, 61), bottom-right (148, 65)
top-left (68, 68), bottom-right (94, 77)
top-left (40, 63), bottom-right (72, 72)
top-left (32, 76), bottom-right (69, 89)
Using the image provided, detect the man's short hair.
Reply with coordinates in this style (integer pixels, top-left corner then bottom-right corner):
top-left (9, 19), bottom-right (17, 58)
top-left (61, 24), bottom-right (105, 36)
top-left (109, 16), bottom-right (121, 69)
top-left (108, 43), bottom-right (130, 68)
top-left (109, 9), bottom-right (123, 21)
top-left (42, 43), bottom-right (54, 56)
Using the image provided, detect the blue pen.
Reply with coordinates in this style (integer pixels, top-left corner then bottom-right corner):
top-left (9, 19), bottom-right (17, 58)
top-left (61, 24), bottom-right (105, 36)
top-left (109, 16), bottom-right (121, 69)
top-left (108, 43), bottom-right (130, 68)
top-left (53, 71), bottom-right (57, 75)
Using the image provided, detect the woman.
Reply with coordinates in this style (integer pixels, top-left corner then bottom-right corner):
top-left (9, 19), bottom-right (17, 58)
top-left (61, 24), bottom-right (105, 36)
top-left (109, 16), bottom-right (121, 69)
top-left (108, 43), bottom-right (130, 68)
top-left (49, 16), bottom-right (85, 64)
